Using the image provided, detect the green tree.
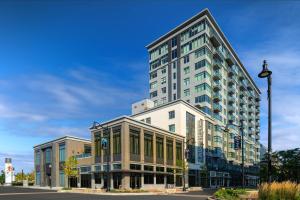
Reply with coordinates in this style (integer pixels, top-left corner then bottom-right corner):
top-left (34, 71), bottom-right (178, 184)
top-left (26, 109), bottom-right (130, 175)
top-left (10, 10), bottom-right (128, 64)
top-left (0, 170), bottom-right (5, 185)
top-left (27, 171), bottom-right (35, 182)
top-left (64, 156), bottom-right (78, 188)
top-left (260, 148), bottom-right (300, 183)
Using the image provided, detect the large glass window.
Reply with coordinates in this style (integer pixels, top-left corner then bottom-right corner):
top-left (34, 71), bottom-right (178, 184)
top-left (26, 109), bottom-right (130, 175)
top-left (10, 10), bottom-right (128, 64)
top-left (194, 47), bottom-right (206, 58)
top-left (103, 129), bottom-right (111, 156)
top-left (144, 173), bottom-right (154, 184)
top-left (176, 142), bottom-right (183, 166)
top-left (195, 83), bottom-right (211, 93)
top-left (169, 110), bottom-right (175, 119)
top-left (156, 137), bottom-right (164, 160)
top-left (184, 66), bottom-right (190, 74)
top-left (195, 59), bottom-right (207, 70)
top-left (36, 172), bottom-right (41, 185)
top-left (59, 144), bottom-right (65, 162)
top-left (45, 148), bottom-right (52, 164)
top-left (130, 128), bottom-right (140, 155)
top-left (35, 151), bottom-right (40, 166)
top-left (195, 95), bottom-right (211, 104)
top-left (113, 127), bottom-right (121, 155)
top-left (169, 124), bottom-right (175, 132)
top-left (184, 78), bottom-right (190, 86)
top-left (144, 133), bottom-right (153, 157)
top-left (195, 71), bottom-right (211, 81)
top-left (95, 133), bottom-right (101, 157)
top-left (167, 140), bottom-right (173, 161)
top-left (59, 171), bottom-right (65, 187)
top-left (186, 112), bottom-right (195, 163)
top-left (184, 89), bottom-right (190, 97)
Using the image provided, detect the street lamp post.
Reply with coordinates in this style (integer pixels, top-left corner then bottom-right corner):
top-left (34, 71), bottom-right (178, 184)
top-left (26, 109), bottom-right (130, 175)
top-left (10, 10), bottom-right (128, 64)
top-left (49, 164), bottom-right (52, 189)
top-left (182, 138), bottom-right (194, 191)
top-left (258, 60), bottom-right (272, 183)
top-left (91, 121), bottom-right (110, 192)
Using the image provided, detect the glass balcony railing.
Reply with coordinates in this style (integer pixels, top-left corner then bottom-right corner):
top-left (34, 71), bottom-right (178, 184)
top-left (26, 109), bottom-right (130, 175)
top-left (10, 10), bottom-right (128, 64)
top-left (228, 104), bottom-right (235, 111)
top-left (213, 82), bottom-right (222, 91)
top-left (225, 52), bottom-right (234, 66)
top-left (228, 96), bottom-right (235, 104)
top-left (213, 103), bottom-right (222, 112)
top-left (75, 153), bottom-right (92, 159)
top-left (213, 71), bottom-right (222, 80)
top-left (213, 92), bottom-right (222, 102)
top-left (228, 115), bottom-right (236, 121)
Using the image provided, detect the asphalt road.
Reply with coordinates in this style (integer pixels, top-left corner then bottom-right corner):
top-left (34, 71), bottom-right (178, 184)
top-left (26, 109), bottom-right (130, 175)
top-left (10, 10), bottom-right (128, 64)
top-left (0, 186), bottom-right (215, 200)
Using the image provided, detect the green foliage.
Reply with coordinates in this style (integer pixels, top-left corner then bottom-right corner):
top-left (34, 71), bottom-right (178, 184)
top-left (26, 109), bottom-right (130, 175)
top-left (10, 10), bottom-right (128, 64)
top-left (64, 156), bottom-right (79, 188)
top-left (214, 188), bottom-right (246, 200)
top-left (14, 170), bottom-right (35, 182)
top-left (259, 181), bottom-right (300, 200)
top-left (260, 148), bottom-right (300, 182)
top-left (0, 170), bottom-right (4, 185)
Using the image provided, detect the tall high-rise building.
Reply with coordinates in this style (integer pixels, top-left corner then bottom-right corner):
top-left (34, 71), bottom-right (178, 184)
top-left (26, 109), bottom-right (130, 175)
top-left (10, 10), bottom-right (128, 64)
top-left (147, 9), bottom-right (260, 169)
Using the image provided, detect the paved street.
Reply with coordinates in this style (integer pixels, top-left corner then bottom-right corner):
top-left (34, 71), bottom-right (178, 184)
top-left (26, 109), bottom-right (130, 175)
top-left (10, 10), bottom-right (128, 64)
top-left (0, 186), bottom-right (215, 200)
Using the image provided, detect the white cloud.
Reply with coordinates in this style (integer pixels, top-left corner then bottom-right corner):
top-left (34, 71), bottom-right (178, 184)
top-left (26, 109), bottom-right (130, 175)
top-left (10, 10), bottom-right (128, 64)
top-left (240, 29), bottom-right (300, 151)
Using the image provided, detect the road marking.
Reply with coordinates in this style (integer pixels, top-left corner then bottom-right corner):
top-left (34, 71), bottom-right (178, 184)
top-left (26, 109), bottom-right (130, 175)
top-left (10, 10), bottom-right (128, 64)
top-left (0, 192), bottom-right (57, 196)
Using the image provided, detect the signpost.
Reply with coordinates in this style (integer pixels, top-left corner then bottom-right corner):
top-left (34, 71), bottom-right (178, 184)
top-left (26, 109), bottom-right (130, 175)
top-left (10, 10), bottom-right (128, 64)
top-left (234, 136), bottom-right (241, 150)
top-left (101, 137), bottom-right (110, 192)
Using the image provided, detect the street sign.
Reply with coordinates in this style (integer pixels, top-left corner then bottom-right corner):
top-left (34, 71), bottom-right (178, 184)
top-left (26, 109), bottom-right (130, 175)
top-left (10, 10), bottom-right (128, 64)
top-left (101, 138), bottom-right (108, 149)
top-left (234, 136), bottom-right (241, 150)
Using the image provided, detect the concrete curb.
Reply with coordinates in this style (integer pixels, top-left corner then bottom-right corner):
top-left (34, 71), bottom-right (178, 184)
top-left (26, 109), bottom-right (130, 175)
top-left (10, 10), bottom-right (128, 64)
top-left (58, 190), bottom-right (169, 195)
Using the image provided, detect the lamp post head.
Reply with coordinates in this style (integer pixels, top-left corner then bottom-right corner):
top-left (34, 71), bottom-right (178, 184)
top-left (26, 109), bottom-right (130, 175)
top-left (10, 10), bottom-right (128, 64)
top-left (258, 60), bottom-right (272, 78)
top-left (90, 121), bottom-right (103, 130)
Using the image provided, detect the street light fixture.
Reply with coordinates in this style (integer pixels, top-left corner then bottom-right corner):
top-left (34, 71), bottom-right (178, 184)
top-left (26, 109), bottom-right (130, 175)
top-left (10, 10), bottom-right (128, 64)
top-left (48, 164), bottom-right (52, 189)
top-left (91, 121), bottom-right (110, 192)
top-left (182, 138), bottom-right (195, 191)
top-left (258, 60), bottom-right (272, 183)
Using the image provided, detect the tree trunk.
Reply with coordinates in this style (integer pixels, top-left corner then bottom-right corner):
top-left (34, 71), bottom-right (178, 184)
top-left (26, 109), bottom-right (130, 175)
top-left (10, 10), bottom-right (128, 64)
top-left (68, 177), bottom-right (70, 189)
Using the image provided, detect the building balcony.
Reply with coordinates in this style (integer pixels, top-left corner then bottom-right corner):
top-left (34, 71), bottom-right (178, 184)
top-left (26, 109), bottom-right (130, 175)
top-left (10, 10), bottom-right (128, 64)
top-left (213, 59), bottom-right (222, 70)
top-left (228, 95), bottom-right (235, 104)
top-left (239, 98), bottom-right (246, 106)
top-left (240, 84), bottom-right (246, 91)
top-left (213, 71), bottom-right (222, 80)
top-left (210, 29), bottom-right (221, 47)
top-left (225, 52), bottom-right (234, 67)
top-left (229, 65), bottom-right (239, 75)
top-left (212, 48), bottom-right (224, 61)
top-left (228, 79), bottom-right (235, 86)
top-left (213, 92), bottom-right (222, 102)
top-left (228, 88), bottom-right (235, 96)
top-left (239, 114), bottom-right (247, 121)
top-left (228, 115), bottom-right (236, 122)
top-left (213, 103), bottom-right (222, 113)
top-left (228, 104), bottom-right (235, 112)
top-left (213, 82), bottom-right (222, 91)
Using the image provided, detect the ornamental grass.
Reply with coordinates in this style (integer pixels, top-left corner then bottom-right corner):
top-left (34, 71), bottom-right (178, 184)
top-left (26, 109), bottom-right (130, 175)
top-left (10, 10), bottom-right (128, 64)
top-left (258, 181), bottom-right (300, 200)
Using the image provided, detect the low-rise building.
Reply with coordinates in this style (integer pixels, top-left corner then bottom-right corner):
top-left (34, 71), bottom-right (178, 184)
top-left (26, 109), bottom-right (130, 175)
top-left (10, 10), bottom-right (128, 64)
top-left (34, 136), bottom-right (92, 188)
top-left (90, 116), bottom-right (184, 190)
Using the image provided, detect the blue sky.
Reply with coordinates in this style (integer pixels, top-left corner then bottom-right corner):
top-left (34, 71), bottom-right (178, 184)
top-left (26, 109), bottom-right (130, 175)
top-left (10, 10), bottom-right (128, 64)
top-left (0, 0), bottom-right (300, 173)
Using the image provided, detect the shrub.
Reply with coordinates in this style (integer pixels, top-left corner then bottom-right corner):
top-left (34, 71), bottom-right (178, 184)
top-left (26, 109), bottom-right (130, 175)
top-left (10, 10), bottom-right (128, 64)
top-left (12, 181), bottom-right (23, 186)
top-left (214, 188), bottom-right (246, 200)
top-left (259, 181), bottom-right (300, 200)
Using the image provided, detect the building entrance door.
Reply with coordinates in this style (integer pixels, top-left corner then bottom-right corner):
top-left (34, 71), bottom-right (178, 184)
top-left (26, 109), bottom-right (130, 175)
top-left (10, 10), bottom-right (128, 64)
top-left (130, 173), bottom-right (141, 189)
top-left (81, 174), bottom-right (91, 188)
top-left (113, 173), bottom-right (122, 189)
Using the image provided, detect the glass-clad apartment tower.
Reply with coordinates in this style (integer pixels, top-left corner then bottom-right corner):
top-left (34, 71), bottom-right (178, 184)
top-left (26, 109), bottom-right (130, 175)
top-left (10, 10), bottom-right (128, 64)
top-left (147, 9), bottom-right (261, 169)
